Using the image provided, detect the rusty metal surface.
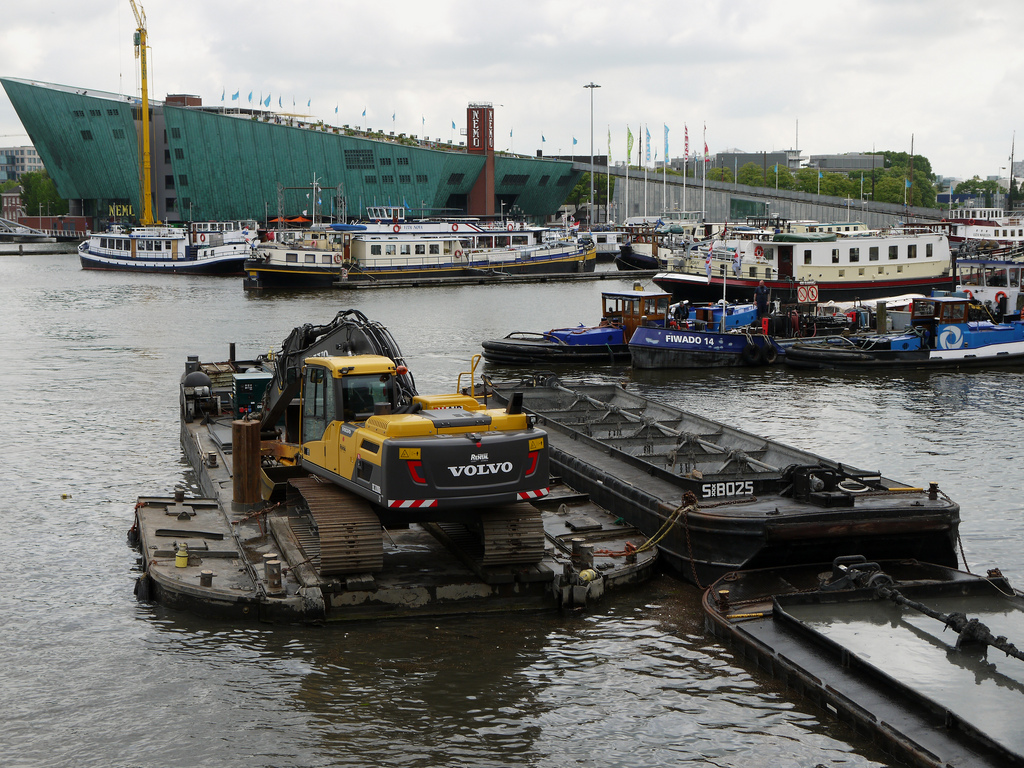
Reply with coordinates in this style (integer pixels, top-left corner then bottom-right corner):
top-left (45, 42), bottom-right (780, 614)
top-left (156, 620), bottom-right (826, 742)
top-left (289, 477), bottom-right (384, 575)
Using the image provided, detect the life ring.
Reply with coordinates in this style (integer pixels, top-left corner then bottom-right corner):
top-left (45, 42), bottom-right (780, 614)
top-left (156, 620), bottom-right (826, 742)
top-left (454, 249), bottom-right (463, 258)
top-left (995, 291), bottom-right (1008, 305)
top-left (339, 267), bottom-right (349, 280)
top-left (199, 233), bottom-right (206, 243)
top-left (754, 244), bottom-right (764, 258)
top-left (451, 223), bottom-right (459, 232)
top-left (334, 253), bottom-right (343, 264)
top-left (507, 223), bottom-right (514, 231)
top-left (964, 289), bottom-right (974, 300)
top-left (393, 224), bottom-right (401, 233)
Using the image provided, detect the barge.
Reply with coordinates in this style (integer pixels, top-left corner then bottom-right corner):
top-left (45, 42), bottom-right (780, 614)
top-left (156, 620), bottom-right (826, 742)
top-left (703, 556), bottom-right (1024, 767)
top-left (488, 379), bottom-right (962, 586)
top-left (129, 327), bottom-right (657, 622)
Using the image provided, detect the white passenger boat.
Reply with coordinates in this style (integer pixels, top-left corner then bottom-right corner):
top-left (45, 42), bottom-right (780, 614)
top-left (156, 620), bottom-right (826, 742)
top-left (654, 226), bottom-right (954, 303)
top-left (79, 220), bottom-right (258, 275)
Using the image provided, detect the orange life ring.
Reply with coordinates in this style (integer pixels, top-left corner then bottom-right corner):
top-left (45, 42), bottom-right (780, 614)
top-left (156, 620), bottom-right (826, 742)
top-left (754, 244), bottom-right (764, 258)
top-left (334, 253), bottom-right (343, 264)
top-left (454, 249), bottom-right (464, 258)
top-left (393, 224), bottom-right (401, 233)
top-left (452, 223), bottom-right (459, 232)
top-left (507, 223), bottom-right (513, 231)
top-left (964, 289), bottom-right (974, 300)
top-left (995, 291), bottom-right (1008, 304)
top-left (199, 233), bottom-right (206, 243)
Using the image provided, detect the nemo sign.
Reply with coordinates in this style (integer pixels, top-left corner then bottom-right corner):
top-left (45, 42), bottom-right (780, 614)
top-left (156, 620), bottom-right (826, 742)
top-left (467, 104), bottom-right (494, 152)
top-left (108, 202), bottom-right (134, 218)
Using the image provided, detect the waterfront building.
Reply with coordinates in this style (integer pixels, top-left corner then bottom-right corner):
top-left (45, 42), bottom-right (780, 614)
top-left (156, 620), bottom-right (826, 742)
top-left (0, 143), bottom-right (44, 182)
top-left (1, 79), bottom-right (579, 227)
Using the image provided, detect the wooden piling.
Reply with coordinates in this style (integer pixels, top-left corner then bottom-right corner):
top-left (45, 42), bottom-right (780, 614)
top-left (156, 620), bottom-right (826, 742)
top-left (232, 419), bottom-right (261, 505)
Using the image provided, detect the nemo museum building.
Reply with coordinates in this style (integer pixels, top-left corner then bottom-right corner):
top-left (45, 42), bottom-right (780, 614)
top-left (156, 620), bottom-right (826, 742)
top-left (2, 78), bottom-right (579, 226)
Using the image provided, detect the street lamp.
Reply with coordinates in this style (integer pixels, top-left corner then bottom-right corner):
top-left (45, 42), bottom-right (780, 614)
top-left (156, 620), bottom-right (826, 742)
top-left (584, 82), bottom-right (600, 227)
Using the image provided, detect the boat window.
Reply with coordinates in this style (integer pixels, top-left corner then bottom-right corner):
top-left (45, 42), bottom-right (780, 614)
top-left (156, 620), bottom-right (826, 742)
top-left (286, 253), bottom-right (298, 263)
top-left (154, 240), bottom-right (161, 251)
top-left (415, 244), bottom-right (425, 255)
top-left (858, 268), bottom-right (865, 275)
top-left (145, 240), bottom-right (153, 251)
top-left (765, 268), bottom-right (772, 278)
top-left (838, 269), bottom-right (845, 277)
top-left (400, 245), bottom-right (411, 255)
top-left (926, 243), bottom-right (933, 258)
top-left (831, 249), bottom-right (839, 264)
top-left (889, 245), bottom-right (899, 259)
top-left (803, 250), bottom-right (812, 265)
top-left (749, 267), bottom-right (758, 277)
top-left (512, 235), bottom-right (529, 246)
top-left (1010, 268), bottom-right (1020, 288)
top-left (869, 246), bottom-right (879, 261)
top-left (496, 237), bottom-right (509, 247)
top-left (320, 255), bottom-right (332, 264)
top-left (849, 247), bottom-right (859, 262)
top-left (908, 244), bottom-right (917, 259)
top-left (305, 254), bottom-right (316, 263)
top-left (385, 245), bottom-right (396, 256)
top-left (429, 244), bottom-right (440, 255)
top-left (371, 245), bottom-right (382, 255)
top-left (165, 241), bottom-right (172, 250)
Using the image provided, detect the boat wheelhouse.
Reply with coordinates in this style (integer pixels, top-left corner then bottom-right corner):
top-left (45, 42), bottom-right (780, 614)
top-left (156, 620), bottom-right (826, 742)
top-left (480, 286), bottom-right (670, 365)
top-left (955, 256), bottom-right (1024, 314)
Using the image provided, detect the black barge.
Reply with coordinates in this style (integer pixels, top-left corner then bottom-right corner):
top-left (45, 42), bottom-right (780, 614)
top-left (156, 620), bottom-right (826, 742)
top-left (489, 379), bottom-right (961, 586)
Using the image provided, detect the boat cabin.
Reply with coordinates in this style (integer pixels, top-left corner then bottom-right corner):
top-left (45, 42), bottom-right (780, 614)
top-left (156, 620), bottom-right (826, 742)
top-left (909, 296), bottom-right (969, 346)
top-left (956, 257), bottom-right (1023, 311)
top-left (601, 287), bottom-right (670, 341)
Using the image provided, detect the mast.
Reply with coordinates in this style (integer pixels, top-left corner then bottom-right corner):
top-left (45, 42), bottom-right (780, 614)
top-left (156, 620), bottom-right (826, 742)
top-left (130, 0), bottom-right (155, 225)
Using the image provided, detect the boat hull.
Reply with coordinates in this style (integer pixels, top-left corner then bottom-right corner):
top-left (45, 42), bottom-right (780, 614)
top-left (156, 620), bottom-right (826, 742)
top-left (245, 249), bottom-right (597, 288)
top-left (654, 272), bottom-right (955, 304)
top-left (629, 327), bottom-right (780, 368)
top-left (481, 338), bottom-right (629, 365)
top-left (79, 251), bottom-right (247, 275)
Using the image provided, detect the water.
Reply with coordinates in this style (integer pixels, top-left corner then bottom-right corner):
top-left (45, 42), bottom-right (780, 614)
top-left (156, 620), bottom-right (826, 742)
top-left (2, 252), bottom-right (1023, 767)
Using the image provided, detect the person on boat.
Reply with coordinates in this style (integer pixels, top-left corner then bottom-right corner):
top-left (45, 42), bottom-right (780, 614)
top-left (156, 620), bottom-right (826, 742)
top-left (755, 281), bottom-right (770, 319)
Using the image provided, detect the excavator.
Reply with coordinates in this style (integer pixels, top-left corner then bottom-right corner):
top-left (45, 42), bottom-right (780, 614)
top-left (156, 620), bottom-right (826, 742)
top-left (254, 310), bottom-right (550, 574)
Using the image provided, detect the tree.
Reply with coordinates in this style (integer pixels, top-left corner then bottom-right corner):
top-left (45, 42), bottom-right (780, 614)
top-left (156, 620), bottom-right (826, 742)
top-left (562, 172), bottom-right (615, 220)
top-left (706, 167), bottom-right (733, 183)
top-left (0, 179), bottom-right (19, 193)
top-left (737, 162), bottom-right (766, 187)
top-left (19, 170), bottom-right (68, 217)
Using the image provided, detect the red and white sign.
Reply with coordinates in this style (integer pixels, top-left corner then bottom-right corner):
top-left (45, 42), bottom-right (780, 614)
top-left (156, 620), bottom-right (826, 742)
top-left (796, 284), bottom-right (819, 303)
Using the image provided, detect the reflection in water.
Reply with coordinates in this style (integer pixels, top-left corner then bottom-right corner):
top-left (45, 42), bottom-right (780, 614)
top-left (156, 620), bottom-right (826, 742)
top-left (2, 254), bottom-right (1018, 766)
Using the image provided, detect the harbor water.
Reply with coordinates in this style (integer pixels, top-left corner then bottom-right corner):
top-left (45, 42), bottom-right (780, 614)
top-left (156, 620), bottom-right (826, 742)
top-left (3, 251), bottom-right (1023, 768)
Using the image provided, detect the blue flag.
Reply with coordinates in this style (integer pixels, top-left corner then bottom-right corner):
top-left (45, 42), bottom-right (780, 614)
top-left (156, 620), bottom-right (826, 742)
top-left (363, 108), bottom-right (367, 117)
top-left (248, 91), bottom-right (253, 104)
top-left (905, 179), bottom-right (912, 188)
top-left (231, 91), bottom-right (239, 101)
top-left (278, 96), bottom-right (282, 108)
top-left (221, 88), bottom-right (225, 101)
top-left (263, 94), bottom-right (271, 107)
top-left (452, 120), bottom-right (456, 130)
top-left (542, 134), bottom-right (546, 142)
top-left (572, 136), bottom-right (577, 145)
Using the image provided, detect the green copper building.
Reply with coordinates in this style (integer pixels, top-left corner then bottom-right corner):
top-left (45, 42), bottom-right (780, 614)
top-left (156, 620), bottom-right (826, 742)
top-left (2, 78), bottom-right (579, 226)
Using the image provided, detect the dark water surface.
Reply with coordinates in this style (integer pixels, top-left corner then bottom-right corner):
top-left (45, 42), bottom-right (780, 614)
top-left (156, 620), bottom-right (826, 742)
top-left (3, 252), bottom-right (1022, 767)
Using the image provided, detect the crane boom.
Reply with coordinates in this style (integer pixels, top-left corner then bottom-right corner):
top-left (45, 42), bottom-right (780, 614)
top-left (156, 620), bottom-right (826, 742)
top-left (129, 0), bottom-right (154, 225)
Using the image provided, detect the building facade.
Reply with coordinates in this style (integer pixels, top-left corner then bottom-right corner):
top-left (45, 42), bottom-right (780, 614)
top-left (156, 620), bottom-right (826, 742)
top-left (2, 78), bottom-right (579, 227)
top-left (0, 144), bottom-right (44, 182)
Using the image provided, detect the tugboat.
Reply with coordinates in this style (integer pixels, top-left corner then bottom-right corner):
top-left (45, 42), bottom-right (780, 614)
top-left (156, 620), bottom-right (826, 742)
top-left (784, 295), bottom-right (1024, 369)
top-left (481, 286), bottom-right (670, 365)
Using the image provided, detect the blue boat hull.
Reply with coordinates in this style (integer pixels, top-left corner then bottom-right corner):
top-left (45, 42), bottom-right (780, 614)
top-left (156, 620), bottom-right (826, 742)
top-left (629, 327), bottom-right (780, 368)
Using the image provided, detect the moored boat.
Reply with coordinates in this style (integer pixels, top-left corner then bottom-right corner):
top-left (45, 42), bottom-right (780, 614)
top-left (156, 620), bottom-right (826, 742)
top-left (488, 379), bottom-right (961, 586)
top-left (79, 220), bottom-right (258, 274)
top-left (244, 218), bottom-right (595, 288)
top-left (629, 300), bottom-right (783, 368)
top-left (703, 556), bottom-right (1024, 768)
top-left (481, 286), bottom-right (670, 365)
top-left (654, 226), bottom-right (954, 304)
top-left (784, 295), bottom-right (1024, 369)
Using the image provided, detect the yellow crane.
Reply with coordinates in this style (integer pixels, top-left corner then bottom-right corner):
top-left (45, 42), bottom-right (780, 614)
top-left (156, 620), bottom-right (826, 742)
top-left (129, 0), bottom-right (155, 225)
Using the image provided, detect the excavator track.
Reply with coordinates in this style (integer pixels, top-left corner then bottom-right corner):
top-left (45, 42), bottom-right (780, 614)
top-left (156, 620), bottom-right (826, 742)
top-left (474, 502), bottom-right (546, 566)
top-left (289, 477), bottom-right (383, 575)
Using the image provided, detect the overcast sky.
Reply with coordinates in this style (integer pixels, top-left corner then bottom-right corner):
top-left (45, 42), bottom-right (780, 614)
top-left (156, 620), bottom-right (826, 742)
top-left (2, 0), bottom-right (1020, 182)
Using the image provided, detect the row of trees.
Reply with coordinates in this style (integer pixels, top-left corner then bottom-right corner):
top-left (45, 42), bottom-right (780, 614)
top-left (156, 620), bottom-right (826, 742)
top-left (566, 151), bottom-right (1016, 214)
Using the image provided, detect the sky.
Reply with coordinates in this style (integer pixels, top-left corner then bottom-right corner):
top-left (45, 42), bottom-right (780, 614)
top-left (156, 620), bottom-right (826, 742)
top-left (2, 0), bottom-right (1021, 182)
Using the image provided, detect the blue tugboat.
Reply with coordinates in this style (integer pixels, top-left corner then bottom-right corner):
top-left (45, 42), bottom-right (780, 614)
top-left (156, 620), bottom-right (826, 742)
top-left (481, 286), bottom-right (671, 365)
top-left (629, 301), bottom-right (783, 368)
top-left (784, 295), bottom-right (1024, 369)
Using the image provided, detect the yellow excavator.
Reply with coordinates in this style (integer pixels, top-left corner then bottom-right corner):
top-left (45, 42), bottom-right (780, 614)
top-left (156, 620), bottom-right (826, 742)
top-left (255, 310), bottom-right (550, 572)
